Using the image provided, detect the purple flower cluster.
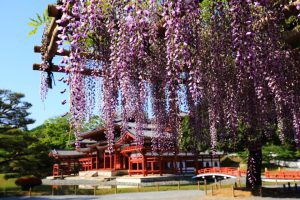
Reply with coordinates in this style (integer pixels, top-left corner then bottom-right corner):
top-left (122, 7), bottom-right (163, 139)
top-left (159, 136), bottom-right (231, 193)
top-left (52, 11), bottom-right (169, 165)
top-left (40, 1), bottom-right (300, 159)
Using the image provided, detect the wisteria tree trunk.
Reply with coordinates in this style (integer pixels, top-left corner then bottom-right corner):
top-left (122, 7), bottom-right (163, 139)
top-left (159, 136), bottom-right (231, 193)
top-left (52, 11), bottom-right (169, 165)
top-left (246, 146), bottom-right (262, 189)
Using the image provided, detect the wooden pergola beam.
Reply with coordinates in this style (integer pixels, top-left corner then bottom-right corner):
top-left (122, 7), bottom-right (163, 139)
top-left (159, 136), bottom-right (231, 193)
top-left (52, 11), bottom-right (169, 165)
top-left (34, 45), bottom-right (97, 60)
top-left (33, 63), bottom-right (61, 73)
top-left (32, 63), bottom-right (102, 77)
top-left (47, 18), bottom-right (57, 41)
top-left (46, 26), bottom-right (60, 60)
top-left (48, 4), bottom-right (61, 18)
top-left (34, 45), bottom-right (70, 57)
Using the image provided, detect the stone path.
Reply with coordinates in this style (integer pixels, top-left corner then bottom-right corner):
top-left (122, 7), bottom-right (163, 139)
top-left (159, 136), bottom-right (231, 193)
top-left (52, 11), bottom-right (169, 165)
top-left (1, 190), bottom-right (299, 200)
top-left (1, 190), bottom-right (204, 200)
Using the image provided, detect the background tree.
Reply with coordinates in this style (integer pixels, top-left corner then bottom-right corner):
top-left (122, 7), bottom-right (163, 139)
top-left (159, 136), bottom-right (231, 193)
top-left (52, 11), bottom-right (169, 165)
top-left (0, 89), bottom-right (44, 177)
top-left (0, 89), bottom-right (35, 168)
top-left (0, 89), bottom-right (34, 130)
top-left (30, 115), bottom-right (72, 150)
top-left (30, 114), bottom-right (102, 150)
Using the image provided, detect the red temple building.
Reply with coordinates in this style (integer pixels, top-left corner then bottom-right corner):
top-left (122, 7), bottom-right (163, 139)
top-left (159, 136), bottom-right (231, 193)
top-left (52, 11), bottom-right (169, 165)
top-left (49, 119), bottom-right (222, 177)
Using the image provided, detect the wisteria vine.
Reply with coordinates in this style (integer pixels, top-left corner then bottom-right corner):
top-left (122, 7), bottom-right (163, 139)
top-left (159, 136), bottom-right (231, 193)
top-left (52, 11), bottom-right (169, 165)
top-left (40, 0), bottom-right (300, 175)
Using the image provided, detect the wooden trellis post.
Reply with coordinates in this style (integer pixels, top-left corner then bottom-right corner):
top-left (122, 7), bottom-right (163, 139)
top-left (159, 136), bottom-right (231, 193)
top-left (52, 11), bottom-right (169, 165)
top-left (204, 179), bottom-right (207, 195)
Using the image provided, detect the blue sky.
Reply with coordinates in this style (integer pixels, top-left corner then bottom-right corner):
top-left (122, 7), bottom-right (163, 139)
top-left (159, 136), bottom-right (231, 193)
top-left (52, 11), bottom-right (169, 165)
top-left (0, 0), bottom-right (69, 129)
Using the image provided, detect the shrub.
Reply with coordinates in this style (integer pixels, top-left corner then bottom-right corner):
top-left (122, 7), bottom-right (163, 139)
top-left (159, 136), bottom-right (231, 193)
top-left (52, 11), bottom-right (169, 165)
top-left (15, 176), bottom-right (42, 191)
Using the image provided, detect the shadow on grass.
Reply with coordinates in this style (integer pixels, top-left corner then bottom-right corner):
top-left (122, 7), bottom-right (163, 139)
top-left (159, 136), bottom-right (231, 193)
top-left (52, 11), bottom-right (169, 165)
top-left (235, 187), bottom-right (300, 198)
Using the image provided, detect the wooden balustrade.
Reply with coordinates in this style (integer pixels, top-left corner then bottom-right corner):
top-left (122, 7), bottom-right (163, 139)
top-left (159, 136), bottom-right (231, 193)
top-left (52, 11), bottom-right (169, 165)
top-left (198, 167), bottom-right (246, 177)
top-left (78, 157), bottom-right (96, 171)
top-left (265, 170), bottom-right (300, 179)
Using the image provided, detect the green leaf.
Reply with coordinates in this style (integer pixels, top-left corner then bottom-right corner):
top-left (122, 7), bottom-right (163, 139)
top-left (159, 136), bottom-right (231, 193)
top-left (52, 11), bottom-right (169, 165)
top-left (27, 8), bottom-right (50, 38)
top-left (29, 18), bottom-right (38, 23)
top-left (27, 21), bottom-right (38, 27)
top-left (36, 13), bottom-right (42, 23)
top-left (43, 8), bottom-right (48, 21)
top-left (27, 28), bottom-right (38, 38)
top-left (64, 40), bottom-right (70, 45)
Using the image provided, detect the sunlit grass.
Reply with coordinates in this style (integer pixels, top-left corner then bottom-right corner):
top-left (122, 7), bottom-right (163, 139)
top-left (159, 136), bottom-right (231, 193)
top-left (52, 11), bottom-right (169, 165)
top-left (0, 174), bottom-right (17, 188)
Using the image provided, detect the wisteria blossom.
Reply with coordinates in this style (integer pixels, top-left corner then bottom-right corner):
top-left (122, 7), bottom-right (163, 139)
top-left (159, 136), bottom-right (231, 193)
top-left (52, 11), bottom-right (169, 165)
top-left (40, 0), bottom-right (300, 188)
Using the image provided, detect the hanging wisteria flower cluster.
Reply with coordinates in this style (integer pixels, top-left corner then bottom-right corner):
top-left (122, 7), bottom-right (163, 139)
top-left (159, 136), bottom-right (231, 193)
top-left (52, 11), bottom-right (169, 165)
top-left (41, 0), bottom-right (300, 157)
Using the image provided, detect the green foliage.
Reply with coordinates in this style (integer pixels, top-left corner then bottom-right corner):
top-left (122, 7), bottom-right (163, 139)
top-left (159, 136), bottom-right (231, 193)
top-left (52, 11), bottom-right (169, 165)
top-left (200, 0), bottom-right (213, 23)
top-left (0, 128), bottom-right (53, 178)
top-left (0, 89), bottom-right (103, 178)
top-left (0, 114), bottom-right (73, 178)
top-left (237, 142), bottom-right (300, 165)
top-left (179, 115), bottom-right (210, 152)
top-left (262, 143), bottom-right (299, 163)
top-left (30, 115), bottom-right (73, 150)
top-left (30, 114), bottom-right (102, 150)
top-left (0, 174), bottom-right (16, 188)
top-left (237, 150), bottom-right (248, 163)
top-left (80, 115), bottom-right (102, 132)
top-left (27, 8), bottom-right (50, 37)
top-left (179, 116), bottom-right (191, 152)
top-left (0, 89), bottom-right (52, 178)
top-left (0, 89), bottom-right (35, 130)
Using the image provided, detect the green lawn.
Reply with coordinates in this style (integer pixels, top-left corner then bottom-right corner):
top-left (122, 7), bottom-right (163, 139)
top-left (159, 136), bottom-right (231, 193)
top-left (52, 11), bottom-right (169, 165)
top-left (0, 174), bottom-right (17, 188)
top-left (0, 179), bottom-right (205, 197)
top-left (1, 173), bottom-right (298, 197)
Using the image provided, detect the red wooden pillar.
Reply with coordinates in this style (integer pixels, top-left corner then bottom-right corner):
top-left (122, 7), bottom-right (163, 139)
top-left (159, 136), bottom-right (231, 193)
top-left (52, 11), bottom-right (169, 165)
top-left (174, 155), bottom-right (178, 174)
top-left (180, 159), bottom-right (183, 175)
top-left (109, 155), bottom-right (113, 169)
top-left (151, 161), bottom-right (154, 174)
top-left (96, 151), bottom-right (98, 170)
top-left (129, 157), bottom-right (132, 176)
top-left (142, 155), bottom-right (146, 176)
top-left (123, 156), bottom-right (126, 169)
top-left (68, 160), bottom-right (71, 174)
top-left (114, 152), bottom-right (117, 170)
top-left (159, 158), bottom-right (163, 176)
top-left (103, 153), bottom-right (106, 169)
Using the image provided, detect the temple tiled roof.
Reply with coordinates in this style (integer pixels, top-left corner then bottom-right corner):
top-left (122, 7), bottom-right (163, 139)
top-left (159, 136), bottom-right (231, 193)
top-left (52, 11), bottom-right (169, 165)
top-left (127, 128), bottom-right (167, 138)
top-left (77, 128), bottom-right (106, 140)
top-left (76, 113), bottom-right (188, 142)
top-left (49, 149), bottom-right (86, 159)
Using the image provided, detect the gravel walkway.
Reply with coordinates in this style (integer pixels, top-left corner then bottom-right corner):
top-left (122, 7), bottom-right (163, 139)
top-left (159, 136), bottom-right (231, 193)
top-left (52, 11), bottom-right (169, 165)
top-left (0, 190), bottom-right (299, 200)
top-left (1, 190), bottom-right (204, 200)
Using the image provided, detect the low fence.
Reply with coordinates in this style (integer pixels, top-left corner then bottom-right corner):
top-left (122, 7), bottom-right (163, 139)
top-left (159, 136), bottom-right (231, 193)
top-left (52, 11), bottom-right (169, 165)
top-left (0, 180), bottom-right (205, 197)
top-left (198, 167), bottom-right (247, 177)
top-left (265, 170), bottom-right (300, 180)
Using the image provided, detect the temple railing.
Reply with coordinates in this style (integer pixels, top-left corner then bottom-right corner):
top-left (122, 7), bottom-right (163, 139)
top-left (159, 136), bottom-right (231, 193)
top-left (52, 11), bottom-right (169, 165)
top-left (78, 157), bottom-right (97, 171)
top-left (265, 170), bottom-right (300, 179)
top-left (198, 167), bottom-right (246, 177)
